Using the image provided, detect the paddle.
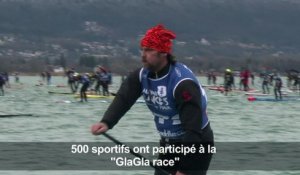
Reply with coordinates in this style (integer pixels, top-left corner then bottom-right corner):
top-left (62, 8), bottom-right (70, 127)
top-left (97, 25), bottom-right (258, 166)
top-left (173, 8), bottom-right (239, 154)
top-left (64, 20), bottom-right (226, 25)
top-left (48, 91), bottom-right (73, 95)
top-left (0, 114), bottom-right (34, 118)
top-left (102, 132), bottom-right (169, 175)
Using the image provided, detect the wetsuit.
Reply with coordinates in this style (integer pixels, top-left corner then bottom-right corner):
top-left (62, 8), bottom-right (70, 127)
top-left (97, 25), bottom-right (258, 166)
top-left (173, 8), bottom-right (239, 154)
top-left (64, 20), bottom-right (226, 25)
top-left (294, 76), bottom-right (300, 90)
top-left (99, 72), bottom-right (110, 96)
top-left (262, 74), bottom-right (270, 94)
top-left (101, 62), bottom-right (214, 175)
top-left (15, 73), bottom-right (19, 83)
top-left (67, 70), bottom-right (75, 91)
top-left (297, 76), bottom-right (300, 95)
top-left (80, 75), bottom-right (90, 102)
top-left (94, 72), bottom-right (102, 95)
top-left (46, 71), bottom-right (51, 85)
top-left (274, 76), bottom-right (282, 100)
top-left (241, 70), bottom-right (250, 91)
top-left (224, 72), bottom-right (234, 94)
top-left (3, 72), bottom-right (10, 88)
top-left (0, 74), bottom-right (5, 96)
top-left (207, 72), bottom-right (212, 85)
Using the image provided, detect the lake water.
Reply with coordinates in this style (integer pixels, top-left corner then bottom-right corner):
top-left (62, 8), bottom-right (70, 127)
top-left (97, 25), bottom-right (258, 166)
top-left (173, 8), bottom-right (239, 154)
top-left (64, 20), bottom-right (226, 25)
top-left (0, 76), bottom-right (299, 175)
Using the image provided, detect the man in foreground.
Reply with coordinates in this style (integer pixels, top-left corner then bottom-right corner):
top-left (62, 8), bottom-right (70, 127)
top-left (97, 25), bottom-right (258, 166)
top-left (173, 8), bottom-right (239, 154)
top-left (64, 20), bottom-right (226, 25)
top-left (91, 24), bottom-right (214, 175)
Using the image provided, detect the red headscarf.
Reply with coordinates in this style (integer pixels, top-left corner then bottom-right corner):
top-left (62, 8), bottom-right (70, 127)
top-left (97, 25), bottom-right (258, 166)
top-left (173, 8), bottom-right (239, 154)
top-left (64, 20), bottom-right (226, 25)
top-left (140, 24), bottom-right (176, 53)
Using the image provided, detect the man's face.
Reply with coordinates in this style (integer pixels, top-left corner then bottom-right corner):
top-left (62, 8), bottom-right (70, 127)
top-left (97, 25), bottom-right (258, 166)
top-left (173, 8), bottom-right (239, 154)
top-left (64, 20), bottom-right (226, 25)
top-left (140, 47), bottom-right (165, 72)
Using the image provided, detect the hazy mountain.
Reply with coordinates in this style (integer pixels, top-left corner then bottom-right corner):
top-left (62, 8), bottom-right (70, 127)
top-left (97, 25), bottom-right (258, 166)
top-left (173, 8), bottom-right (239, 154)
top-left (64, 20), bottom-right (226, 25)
top-left (0, 0), bottom-right (299, 72)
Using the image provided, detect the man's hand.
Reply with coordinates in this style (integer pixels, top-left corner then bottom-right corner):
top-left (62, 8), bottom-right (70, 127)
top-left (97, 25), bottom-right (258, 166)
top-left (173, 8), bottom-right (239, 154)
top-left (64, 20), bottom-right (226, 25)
top-left (91, 122), bottom-right (109, 135)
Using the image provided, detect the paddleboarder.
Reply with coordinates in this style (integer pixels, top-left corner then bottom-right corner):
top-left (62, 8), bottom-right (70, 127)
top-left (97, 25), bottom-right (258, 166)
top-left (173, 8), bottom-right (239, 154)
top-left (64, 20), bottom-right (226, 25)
top-left (274, 74), bottom-right (283, 100)
top-left (0, 73), bottom-right (5, 96)
top-left (223, 69), bottom-right (234, 95)
top-left (261, 72), bottom-right (270, 94)
top-left (80, 73), bottom-right (90, 102)
top-left (91, 24), bottom-right (214, 175)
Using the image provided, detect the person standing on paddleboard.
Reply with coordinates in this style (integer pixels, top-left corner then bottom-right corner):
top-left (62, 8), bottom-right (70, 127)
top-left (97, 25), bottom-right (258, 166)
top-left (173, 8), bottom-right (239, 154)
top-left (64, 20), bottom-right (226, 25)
top-left (274, 74), bottom-right (283, 100)
top-left (91, 24), bottom-right (214, 175)
top-left (224, 68), bottom-right (234, 95)
top-left (80, 73), bottom-right (90, 102)
top-left (0, 73), bottom-right (5, 96)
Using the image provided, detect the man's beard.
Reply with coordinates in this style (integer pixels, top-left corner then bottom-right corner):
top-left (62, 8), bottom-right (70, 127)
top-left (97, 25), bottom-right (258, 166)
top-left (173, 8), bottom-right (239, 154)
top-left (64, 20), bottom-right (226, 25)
top-left (142, 53), bottom-right (163, 72)
top-left (143, 61), bottom-right (156, 72)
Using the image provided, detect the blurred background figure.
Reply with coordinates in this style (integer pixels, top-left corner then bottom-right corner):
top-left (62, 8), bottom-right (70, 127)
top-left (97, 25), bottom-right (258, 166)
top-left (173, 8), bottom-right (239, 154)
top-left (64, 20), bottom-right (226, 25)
top-left (14, 72), bottom-right (20, 83)
top-left (274, 73), bottom-right (282, 100)
top-left (80, 73), bottom-right (90, 102)
top-left (223, 68), bottom-right (234, 96)
top-left (3, 72), bottom-right (10, 88)
top-left (261, 72), bottom-right (270, 94)
top-left (240, 68), bottom-right (250, 91)
top-left (46, 71), bottom-right (52, 85)
top-left (0, 73), bottom-right (5, 96)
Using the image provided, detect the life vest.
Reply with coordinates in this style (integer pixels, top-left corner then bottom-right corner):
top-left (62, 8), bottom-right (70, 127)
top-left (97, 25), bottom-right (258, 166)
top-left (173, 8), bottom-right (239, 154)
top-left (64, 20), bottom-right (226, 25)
top-left (140, 63), bottom-right (209, 139)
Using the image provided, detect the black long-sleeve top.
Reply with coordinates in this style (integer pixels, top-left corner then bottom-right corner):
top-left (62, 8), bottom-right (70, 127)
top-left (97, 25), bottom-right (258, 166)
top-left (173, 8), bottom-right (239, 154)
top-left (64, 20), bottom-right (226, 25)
top-left (100, 63), bottom-right (209, 172)
top-left (101, 63), bottom-right (204, 141)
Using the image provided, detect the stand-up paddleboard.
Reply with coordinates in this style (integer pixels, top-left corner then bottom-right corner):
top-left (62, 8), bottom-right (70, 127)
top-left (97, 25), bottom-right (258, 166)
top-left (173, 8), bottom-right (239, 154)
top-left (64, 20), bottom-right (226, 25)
top-left (35, 83), bottom-right (44, 87)
top-left (49, 91), bottom-right (102, 95)
top-left (0, 114), bottom-right (34, 118)
top-left (55, 99), bottom-right (145, 104)
top-left (281, 89), bottom-right (295, 93)
top-left (208, 86), bottom-right (224, 91)
top-left (287, 87), bottom-right (300, 91)
top-left (53, 85), bottom-right (67, 88)
top-left (55, 100), bottom-right (109, 103)
top-left (48, 91), bottom-right (74, 95)
top-left (74, 91), bottom-right (117, 99)
top-left (36, 83), bottom-right (67, 87)
top-left (209, 87), bottom-right (258, 93)
top-left (74, 94), bottom-right (115, 99)
top-left (202, 85), bottom-right (223, 88)
top-left (245, 92), bottom-right (288, 96)
top-left (247, 96), bottom-right (300, 102)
